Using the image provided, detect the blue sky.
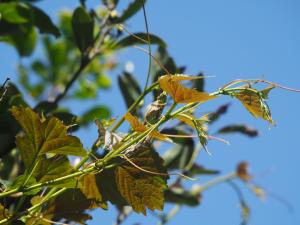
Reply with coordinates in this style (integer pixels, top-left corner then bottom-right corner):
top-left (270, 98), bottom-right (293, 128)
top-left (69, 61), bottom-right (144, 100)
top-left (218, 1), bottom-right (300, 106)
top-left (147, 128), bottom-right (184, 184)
top-left (1, 0), bottom-right (300, 225)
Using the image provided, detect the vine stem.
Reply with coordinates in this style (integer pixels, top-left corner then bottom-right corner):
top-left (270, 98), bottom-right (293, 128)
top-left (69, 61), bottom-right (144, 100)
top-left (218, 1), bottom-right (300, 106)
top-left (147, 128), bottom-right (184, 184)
top-left (198, 172), bottom-right (237, 192)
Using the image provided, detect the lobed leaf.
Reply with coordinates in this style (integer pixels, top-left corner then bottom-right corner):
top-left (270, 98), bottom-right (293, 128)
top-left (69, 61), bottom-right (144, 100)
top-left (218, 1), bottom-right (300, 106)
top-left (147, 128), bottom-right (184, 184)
top-left (10, 106), bottom-right (86, 169)
top-left (158, 75), bottom-right (216, 103)
top-left (115, 145), bottom-right (169, 214)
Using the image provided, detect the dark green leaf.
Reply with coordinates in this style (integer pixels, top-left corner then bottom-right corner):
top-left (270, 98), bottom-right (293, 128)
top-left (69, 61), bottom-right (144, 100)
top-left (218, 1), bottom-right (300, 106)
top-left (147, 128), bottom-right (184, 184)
top-left (71, 7), bottom-right (94, 53)
top-left (165, 186), bottom-right (201, 207)
top-left (116, 32), bottom-right (166, 49)
top-left (31, 6), bottom-right (60, 37)
top-left (118, 72), bottom-right (142, 110)
top-left (208, 103), bottom-right (230, 124)
top-left (113, 0), bottom-right (146, 23)
top-left (218, 124), bottom-right (258, 137)
top-left (185, 164), bottom-right (220, 177)
top-left (192, 72), bottom-right (205, 92)
top-left (162, 128), bottom-right (195, 170)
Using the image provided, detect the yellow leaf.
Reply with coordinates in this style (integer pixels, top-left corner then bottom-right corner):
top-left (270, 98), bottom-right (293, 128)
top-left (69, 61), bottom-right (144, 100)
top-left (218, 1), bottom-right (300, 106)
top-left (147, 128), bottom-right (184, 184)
top-left (124, 112), bottom-right (171, 142)
top-left (235, 90), bottom-right (274, 124)
top-left (158, 75), bottom-right (216, 103)
top-left (80, 174), bottom-right (103, 202)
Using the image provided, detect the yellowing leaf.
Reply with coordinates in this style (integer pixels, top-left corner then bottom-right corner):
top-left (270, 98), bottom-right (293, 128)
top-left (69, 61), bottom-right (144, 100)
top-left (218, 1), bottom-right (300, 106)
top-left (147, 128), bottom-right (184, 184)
top-left (10, 106), bottom-right (86, 169)
top-left (115, 145), bottom-right (168, 215)
top-left (80, 174), bottom-right (105, 204)
top-left (124, 112), bottom-right (170, 142)
top-left (235, 90), bottom-right (274, 124)
top-left (0, 204), bottom-right (10, 220)
top-left (158, 75), bottom-right (216, 103)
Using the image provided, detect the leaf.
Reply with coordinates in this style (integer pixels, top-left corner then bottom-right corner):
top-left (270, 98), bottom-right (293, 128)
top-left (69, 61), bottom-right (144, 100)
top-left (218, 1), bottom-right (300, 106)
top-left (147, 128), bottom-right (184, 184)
top-left (115, 33), bottom-right (166, 48)
top-left (185, 163), bottom-right (220, 177)
top-left (31, 6), bottom-right (60, 37)
top-left (235, 90), bottom-right (274, 124)
top-left (9, 174), bottom-right (40, 195)
top-left (124, 112), bottom-right (170, 142)
top-left (162, 129), bottom-right (195, 170)
top-left (0, 3), bottom-right (31, 24)
top-left (158, 75), bottom-right (216, 103)
top-left (118, 72), bottom-right (142, 110)
top-left (3, 24), bottom-right (37, 56)
top-left (113, 0), bottom-right (147, 23)
top-left (165, 186), bottom-right (201, 207)
top-left (79, 174), bottom-right (105, 204)
top-left (0, 204), bottom-right (10, 220)
top-left (192, 72), bottom-right (205, 92)
top-left (10, 106), bottom-right (86, 169)
top-left (81, 105), bottom-right (111, 126)
top-left (115, 145), bottom-right (169, 214)
top-left (218, 124), bottom-right (258, 137)
top-left (236, 161), bottom-right (252, 182)
top-left (34, 156), bottom-right (76, 188)
top-left (72, 7), bottom-right (94, 53)
top-left (208, 103), bottom-right (230, 124)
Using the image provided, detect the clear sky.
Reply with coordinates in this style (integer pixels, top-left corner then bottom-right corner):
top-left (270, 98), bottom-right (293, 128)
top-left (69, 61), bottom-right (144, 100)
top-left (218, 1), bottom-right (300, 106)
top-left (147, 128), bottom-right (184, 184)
top-left (1, 0), bottom-right (300, 225)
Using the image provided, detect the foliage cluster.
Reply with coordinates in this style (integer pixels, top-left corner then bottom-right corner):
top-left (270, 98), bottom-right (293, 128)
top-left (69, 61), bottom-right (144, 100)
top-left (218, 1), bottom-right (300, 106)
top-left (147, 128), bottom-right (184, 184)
top-left (0, 1), bottom-right (297, 225)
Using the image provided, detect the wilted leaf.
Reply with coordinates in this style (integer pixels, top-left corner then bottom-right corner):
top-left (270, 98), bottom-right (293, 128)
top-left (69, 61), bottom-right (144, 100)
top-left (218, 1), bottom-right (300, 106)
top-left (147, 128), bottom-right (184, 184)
top-left (72, 7), bottom-right (94, 53)
top-left (158, 75), bottom-right (216, 103)
top-left (116, 33), bottom-right (166, 48)
top-left (235, 90), bottom-right (274, 124)
top-left (10, 106), bottom-right (86, 169)
top-left (113, 0), bottom-right (147, 23)
top-left (218, 124), bottom-right (258, 137)
top-left (236, 161), bottom-right (252, 182)
top-left (124, 112), bottom-right (170, 142)
top-left (115, 145), bottom-right (169, 215)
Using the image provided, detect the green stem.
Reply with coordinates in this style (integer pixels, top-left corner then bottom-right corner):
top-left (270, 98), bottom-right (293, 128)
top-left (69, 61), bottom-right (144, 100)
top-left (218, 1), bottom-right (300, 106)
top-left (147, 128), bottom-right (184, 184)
top-left (111, 82), bottom-right (159, 132)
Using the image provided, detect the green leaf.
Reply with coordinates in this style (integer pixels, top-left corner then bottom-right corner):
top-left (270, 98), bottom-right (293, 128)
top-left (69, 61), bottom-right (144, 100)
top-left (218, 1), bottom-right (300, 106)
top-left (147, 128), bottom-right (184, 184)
top-left (116, 32), bottom-right (166, 49)
top-left (118, 72), bottom-right (142, 110)
top-left (192, 72), bottom-right (205, 92)
top-left (81, 105), bottom-right (111, 126)
top-left (113, 0), bottom-right (147, 23)
top-left (162, 129), bottom-right (195, 170)
top-left (10, 106), bottom-right (86, 169)
top-left (0, 3), bottom-right (31, 24)
top-left (208, 103), bottom-right (230, 124)
top-left (165, 186), bottom-right (201, 207)
top-left (218, 124), bottom-right (258, 137)
top-left (2, 24), bottom-right (37, 56)
top-left (31, 6), bottom-right (60, 37)
top-left (185, 164), bottom-right (220, 177)
top-left (34, 156), bottom-right (76, 188)
top-left (115, 145), bottom-right (169, 215)
top-left (71, 6), bottom-right (94, 53)
top-left (9, 175), bottom-right (40, 195)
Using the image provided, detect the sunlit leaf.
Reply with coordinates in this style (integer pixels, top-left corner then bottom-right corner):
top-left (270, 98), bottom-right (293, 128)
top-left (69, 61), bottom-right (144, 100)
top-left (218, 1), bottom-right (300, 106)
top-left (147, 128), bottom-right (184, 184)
top-left (158, 75), bottom-right (216, 103)
top-left (235, 90), bottom-right (274, 124)
top-left (79, 174), bottom-right (106, 206)
top-left (34, 156), bottom-right (76, 188)
top-left (115, 145), bottom-right (169, 214)
top-left (10, 106), bottom-right (86, 169)
top-left (9, 174), bottom-right (40, 195)
top-left (124, 112), bottom-right (170, 142)
top-left (81, 106), bottom-right (111, 126)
